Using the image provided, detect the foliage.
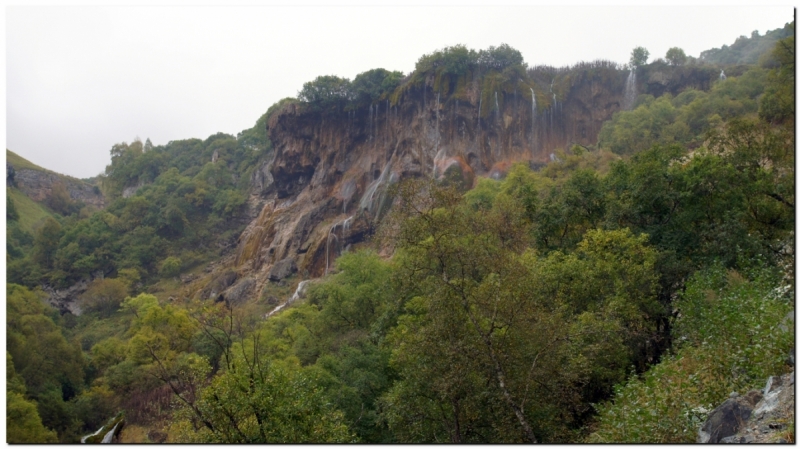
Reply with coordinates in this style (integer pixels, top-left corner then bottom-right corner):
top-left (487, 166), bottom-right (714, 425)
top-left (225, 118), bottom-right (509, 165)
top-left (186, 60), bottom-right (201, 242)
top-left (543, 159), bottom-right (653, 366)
top-left (665, 47), bottom-right (687, 66)
top-left (297, 75), bottom-right (353, 111)
top-left (7, 391), bottom-right (59, 443)
top-left (159, 256), bottom-right (182, 279)
top-left (699, 21), bottom-right (794, 65)
top-left (8, 192), bottom-right (20, 221)
top-left (171, 355), bottom-right (353, 443)
top-left (588, 264), bottom-right (793, 443)
top-left (629, 47), bottom-right (650, 68)
top-left (759, 31), bottom-right (794, 124)
top-left (598, 66), bottom-right (767, 154)
top-left (380, 180), bottom-right (663, 443)
top-left (7, 352), bottom-right (59, 443)
top-left (79, 278), bottom-right (129, 317)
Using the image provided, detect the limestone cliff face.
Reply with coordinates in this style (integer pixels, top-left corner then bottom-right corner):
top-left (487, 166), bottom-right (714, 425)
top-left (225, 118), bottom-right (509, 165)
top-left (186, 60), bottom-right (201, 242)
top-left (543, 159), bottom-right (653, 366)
top-left (226, 63), bottom-right (721, 297)
top-left (233, 64), bottom-right (651, 291)
top-left (9, 166), bottom-right (106, 209)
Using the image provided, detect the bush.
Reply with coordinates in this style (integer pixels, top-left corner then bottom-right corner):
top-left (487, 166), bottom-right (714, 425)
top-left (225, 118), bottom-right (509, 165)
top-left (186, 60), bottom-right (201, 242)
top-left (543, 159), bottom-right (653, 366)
top-left (158, 256), bottom-right (182, 279)
top-left (587, 264), bottom-right (793, 443)
top-left (79, 278), bottom-right (128, 317)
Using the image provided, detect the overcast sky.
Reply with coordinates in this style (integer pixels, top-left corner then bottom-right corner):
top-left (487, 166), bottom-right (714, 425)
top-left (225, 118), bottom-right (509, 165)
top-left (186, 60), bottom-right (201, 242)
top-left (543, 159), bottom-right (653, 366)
top-left (6, 4), bottom-right (793, 179)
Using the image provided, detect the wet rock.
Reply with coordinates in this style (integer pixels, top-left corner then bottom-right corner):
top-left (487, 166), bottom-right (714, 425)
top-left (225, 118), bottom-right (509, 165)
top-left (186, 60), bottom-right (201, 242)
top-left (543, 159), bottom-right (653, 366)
top-left (697, 393), bottom-right (759, 443)
top-left (269, 258), bottom-right (297, 282)
top-left (223, 278), bottom-right (256, 305)
top-left (203, 270), bottom-right (238, 300)
top-left (699, 371), bottom-right (794, 444)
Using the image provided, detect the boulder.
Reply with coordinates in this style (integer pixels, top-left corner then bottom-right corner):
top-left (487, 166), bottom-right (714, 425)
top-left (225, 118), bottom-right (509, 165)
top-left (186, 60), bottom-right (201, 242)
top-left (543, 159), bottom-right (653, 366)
top-left (269, 258), bottom-right (297, 282)
top-left (697, 391), bottom-right (762, 443)
top-left (699, 371), bottom-right (794, 443)
top-left (222, 278), bottom-right (256, 305)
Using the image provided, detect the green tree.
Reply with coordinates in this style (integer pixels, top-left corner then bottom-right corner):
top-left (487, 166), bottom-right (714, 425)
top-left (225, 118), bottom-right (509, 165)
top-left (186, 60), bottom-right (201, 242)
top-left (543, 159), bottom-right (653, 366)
top-left (79, 277), bottom-right (128, 316)
top-left (7, 352), bottom-right (59, 443)
top-left (629, 46), bottom-right (650, 68)
top-left (665, 47), bottom-right (687, 66)
top-left (170, 354), bottom-right (352, 443)
top-left (32, 217), bottom-right (63, 269)
top-left (159, 256), bottom-right (182, 278)
top-left (381, 181), bottom-right (660, 443)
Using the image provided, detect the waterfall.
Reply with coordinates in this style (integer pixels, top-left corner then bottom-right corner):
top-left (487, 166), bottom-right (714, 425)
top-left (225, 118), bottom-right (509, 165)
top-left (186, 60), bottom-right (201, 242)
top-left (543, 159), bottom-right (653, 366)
top-left (101, 423), bottom-right (119, 444)
top-left (368, 104), bottom-right (373, 141)
top-left (359, 150), bottom-right (395, 219)
top-left (266, 280), bottom-right (312, 318)
top-left (495, 91), bottom-right (499, 123)
top-left (719, 70), bottom-right (727, 81)
top-left (436, 93), bottom-right (440, 145)
top-left (81, 426), bottom-right (105, 443)
top-left (530, 88), bottom-right (536, 150)
top-left (325, 221), bottom-right (340, 276)
top-left (624, 69), bottom-right (637, 110)
top-left (477, 93), bottom-right (483, 145)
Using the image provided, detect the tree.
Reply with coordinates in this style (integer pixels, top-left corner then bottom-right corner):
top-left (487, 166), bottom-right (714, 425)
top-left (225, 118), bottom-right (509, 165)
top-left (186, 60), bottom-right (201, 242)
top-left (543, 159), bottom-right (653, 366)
top-left (297, 75), bottom-right (352, 109)
top-left (381, 180), bottom-right (660, 442)
top-left (79, 277), bottom-right (128, 316)
top-left (159, 256), bottom-right (182, 279)
top-left (32, 217), bottom-right (63, 271)
top-left (7, 352), bottom-right (59, 443)
top-left (629, 46), bottom-right (650, 68)
top-left (665, 47), bottom-right (687, 66)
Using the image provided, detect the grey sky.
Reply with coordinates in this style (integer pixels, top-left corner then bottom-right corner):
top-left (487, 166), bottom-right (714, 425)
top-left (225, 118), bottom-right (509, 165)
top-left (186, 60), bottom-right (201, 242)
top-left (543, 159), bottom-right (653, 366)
top-left (6, 5), bottom-right (793, 179)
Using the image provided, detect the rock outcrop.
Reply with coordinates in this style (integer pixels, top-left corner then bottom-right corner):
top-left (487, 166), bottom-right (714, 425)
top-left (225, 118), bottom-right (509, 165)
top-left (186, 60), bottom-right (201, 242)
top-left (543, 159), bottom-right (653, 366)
top-left (228, 63), bottom-right (722, 293)
top-left (11, 167), bottom-right (105, 209)
top-left (698, 370), bottom-right (795, 443)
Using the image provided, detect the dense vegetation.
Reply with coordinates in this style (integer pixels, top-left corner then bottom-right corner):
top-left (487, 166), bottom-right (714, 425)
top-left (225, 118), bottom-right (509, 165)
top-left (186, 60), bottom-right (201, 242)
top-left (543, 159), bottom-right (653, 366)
top-left (6, 26), bottom-right (794, 443)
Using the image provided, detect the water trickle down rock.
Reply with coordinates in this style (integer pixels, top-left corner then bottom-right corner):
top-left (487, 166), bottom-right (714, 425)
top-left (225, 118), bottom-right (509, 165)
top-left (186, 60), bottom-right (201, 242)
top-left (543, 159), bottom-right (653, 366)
top-left (265, 279), bottom-right (312, 319)
top-left (624, 69), bottom-right (637, 110)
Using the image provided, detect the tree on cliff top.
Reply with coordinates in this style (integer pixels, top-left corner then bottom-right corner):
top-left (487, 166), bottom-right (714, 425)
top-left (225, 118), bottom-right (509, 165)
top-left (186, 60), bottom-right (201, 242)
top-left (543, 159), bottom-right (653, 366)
top-left (629, 46), bottom-right (649, 68)
top-left (665, 47), bottom-right (687, 66)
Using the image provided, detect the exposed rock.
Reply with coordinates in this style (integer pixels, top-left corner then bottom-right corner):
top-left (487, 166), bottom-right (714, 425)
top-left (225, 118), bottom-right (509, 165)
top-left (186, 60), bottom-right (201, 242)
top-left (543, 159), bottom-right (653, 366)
top-left (227, 63), bottom-right (721, 293)
top-left (203, 270), bottom-right (238, 301)
top-left (269, 258), bottom-right (297, 282)
top-left (13, 168), bottom-right (105, 209)
top-left (697, 390), bottom-right (762, 443)
top-left (42, 279), bottom-right (90, 316)
top-left (122, 180), bottom-right (148, 199)
top-left (699, 371), bottom-right (795, 443)
top-left (222, 278), bottom-right (256, 304)
top-left (7, 163), bottom-right (16, 187)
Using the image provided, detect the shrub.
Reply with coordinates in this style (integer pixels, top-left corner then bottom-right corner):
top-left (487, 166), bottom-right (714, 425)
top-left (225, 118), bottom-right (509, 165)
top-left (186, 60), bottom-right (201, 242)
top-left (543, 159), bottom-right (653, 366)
top-left (587, 263), bottom-right (793, 443)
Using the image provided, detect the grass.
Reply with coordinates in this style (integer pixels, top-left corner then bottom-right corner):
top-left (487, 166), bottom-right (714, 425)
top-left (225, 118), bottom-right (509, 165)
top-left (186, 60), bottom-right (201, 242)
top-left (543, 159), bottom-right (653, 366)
top-left (8, 187), bottom-right (55, 234)
top-left (6, 149), bottom-right (49, 172)
top-left (7, 149), bottom-right (99, 186)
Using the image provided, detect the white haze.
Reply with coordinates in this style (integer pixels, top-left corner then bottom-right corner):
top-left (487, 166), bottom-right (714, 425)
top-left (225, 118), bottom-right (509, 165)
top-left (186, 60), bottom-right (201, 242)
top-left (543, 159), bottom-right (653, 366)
top-left (5, 5), bottom-right (793, 178)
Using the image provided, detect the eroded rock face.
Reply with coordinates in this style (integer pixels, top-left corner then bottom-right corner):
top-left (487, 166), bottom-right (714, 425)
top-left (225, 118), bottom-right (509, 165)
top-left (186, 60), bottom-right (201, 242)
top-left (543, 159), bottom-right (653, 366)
top-left (12, 168), bottom-right (105, 209)
top-left (232, 64), bottom-right (713, 291)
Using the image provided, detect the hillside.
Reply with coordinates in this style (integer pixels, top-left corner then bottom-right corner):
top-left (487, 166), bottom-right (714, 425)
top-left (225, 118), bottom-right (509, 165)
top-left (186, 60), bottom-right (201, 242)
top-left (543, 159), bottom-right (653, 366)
top-left (7, 149), bottom-right (105, 210)
top-left (5, 24), bottom-right (794, 444)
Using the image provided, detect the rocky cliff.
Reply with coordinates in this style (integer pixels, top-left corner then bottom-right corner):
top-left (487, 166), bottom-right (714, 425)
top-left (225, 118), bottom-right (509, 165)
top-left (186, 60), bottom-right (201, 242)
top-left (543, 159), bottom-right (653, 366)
top-left (7, 150), bottom-right (106, 209)
top-left (207, 63), bottom-right (718, 300)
